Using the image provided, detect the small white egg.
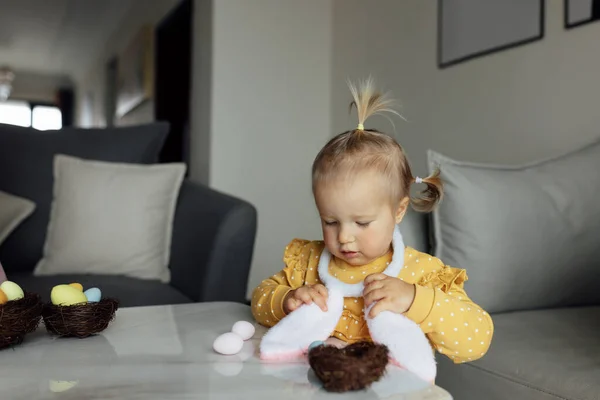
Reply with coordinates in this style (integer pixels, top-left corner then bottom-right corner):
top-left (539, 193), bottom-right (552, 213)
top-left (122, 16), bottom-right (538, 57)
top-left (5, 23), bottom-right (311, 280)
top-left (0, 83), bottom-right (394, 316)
top-left (231, 320), bottom-right (255, 341)
top-left (213, 332), bottom-right (243, 355)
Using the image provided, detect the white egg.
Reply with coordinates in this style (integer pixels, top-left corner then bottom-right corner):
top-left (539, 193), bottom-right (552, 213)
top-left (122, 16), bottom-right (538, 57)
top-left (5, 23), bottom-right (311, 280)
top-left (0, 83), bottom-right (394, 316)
top-left (231, 320), bottom-right (255, 341)
top-left (213, 332), bottom-right (243, 355)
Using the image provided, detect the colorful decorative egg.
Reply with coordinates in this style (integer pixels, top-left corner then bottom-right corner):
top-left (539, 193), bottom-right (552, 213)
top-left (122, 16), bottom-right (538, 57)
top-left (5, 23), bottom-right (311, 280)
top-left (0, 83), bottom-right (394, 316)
top-left (83, 287), bottom-right (101, 303)
top-left (0, 281), bottom-right (24, 301)
top-left (51, 285), bottom-right (88, 306)
top-left (0, 289), bottom-right (7, 305)
top-left (69, 283), bottom-right (84, 291)
top-left (309, 340), bottom-right (325, 351)
top-left (49, 380), bottom-right (79, 393)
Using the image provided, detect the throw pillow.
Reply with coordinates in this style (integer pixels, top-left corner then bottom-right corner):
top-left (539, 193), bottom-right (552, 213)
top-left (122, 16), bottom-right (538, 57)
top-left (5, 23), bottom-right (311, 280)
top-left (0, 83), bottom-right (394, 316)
top-left (0, 191), bottom-right (35, 246)
top-left (0, 122), bottom-right (169, 273)
top-left (33, 154), bottom-right (186, 283)
top-left (428, 139), bottom-right (600, 314)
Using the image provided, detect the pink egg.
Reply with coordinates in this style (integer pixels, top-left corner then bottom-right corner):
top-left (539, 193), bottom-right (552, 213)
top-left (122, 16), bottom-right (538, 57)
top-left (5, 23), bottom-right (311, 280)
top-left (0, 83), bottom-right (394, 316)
top-left (213, 332), bottom-right (244, 355)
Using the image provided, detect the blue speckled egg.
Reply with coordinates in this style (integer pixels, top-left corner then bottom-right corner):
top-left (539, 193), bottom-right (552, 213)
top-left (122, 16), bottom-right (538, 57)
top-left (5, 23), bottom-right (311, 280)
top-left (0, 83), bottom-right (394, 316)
top-left (308, 340), bottom-right (325, 351)
top-left (83, 287), bottom-right (101, 303)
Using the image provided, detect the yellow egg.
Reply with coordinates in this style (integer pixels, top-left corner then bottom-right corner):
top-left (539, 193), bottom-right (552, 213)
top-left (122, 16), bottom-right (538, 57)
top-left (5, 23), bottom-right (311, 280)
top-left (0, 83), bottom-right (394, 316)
top-left (0, 281), bottom-right (24, 301)
top-left (50, 285), bottom-right (88, 306)
top-left (69, 283), bottom-right (84, 291)
top-left (49, 380), bottom-right (78, 393)
top-left (0, 289), bottom-right (7, 305)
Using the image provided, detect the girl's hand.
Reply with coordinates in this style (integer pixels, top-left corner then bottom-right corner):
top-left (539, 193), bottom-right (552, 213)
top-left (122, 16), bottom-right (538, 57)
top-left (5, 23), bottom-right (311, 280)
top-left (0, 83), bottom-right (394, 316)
top-left (363, 274), bottom-right (416, 318)
top-left (283, 284), bottom-right (328, 314)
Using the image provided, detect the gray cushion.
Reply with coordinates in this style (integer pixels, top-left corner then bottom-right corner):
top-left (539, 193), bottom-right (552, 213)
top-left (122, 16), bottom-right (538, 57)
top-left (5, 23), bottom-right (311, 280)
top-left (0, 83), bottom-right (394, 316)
top-left (0, 190), bottom-right (35, 246)
top-left (0, 123), bottom-right (169, 274)
top-left (10, 273), bottom-right (191, 308)
top-left (428, 141), bottom-right (600, 313)
top-left (34, 155), bottom-right (185, 283)
top-left (436, 307), bottom-right (600, 400)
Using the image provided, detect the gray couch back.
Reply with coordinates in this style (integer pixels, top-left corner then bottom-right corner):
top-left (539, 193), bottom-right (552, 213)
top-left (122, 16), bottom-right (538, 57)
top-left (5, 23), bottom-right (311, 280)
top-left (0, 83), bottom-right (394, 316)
top-left (399, 209), bottom-right (430, 254)
top-left (0, 122), bottom-right (169, 273)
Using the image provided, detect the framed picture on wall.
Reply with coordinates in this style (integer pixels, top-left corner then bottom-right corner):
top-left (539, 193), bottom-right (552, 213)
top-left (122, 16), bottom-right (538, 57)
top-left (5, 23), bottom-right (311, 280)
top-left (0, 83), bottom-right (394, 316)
top-left (438, 0), bottom-right (545, 68)
top-left (115, 25), bottom-right (154, 118)
top-left (565, 0), bottom-right (600, 29)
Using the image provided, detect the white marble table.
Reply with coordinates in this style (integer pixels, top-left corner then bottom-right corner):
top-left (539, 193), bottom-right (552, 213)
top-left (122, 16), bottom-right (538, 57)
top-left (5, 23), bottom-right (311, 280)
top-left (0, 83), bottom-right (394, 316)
top-left (0, 302), bottom-right (452, 399)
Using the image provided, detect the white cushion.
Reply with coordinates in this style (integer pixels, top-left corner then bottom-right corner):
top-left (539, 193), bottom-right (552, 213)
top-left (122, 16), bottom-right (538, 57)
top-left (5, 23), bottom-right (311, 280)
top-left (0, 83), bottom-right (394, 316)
top-left (0, 190), bottom-right (35, 246)
top-left (34, 154), bottom-right (186, 283)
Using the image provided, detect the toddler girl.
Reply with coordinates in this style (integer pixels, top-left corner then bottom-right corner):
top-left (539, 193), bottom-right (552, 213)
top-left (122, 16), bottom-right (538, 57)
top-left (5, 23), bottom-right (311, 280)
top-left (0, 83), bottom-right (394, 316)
top-left (251, 78), bottom-right (493, 381)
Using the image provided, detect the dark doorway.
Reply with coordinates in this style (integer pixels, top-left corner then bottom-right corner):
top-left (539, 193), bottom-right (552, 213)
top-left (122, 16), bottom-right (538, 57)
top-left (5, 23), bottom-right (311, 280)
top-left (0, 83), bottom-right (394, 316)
top-left (104, 57), bottom-right (117, 127)
top-left (154, 0), bottom-right (192, 168)
top-left (594, 0), bottom-right (600, 20)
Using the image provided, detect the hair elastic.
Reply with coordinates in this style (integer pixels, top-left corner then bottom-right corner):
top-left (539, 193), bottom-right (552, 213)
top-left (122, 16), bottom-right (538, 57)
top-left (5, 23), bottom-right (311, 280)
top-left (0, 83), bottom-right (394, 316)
top-left (356, 123), bottom-right (364, 130)
top-left (415, 177), bottom-right (423, 184)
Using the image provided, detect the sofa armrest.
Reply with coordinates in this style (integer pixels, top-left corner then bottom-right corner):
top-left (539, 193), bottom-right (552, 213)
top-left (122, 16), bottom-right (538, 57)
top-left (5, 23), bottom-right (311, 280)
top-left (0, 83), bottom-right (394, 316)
top-left (169, 180), bottom-right (257, 303)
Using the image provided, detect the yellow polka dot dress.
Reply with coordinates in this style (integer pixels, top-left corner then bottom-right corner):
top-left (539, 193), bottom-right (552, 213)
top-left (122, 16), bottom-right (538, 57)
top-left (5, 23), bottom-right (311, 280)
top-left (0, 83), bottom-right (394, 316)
top-left (251, 239), bottom-right (494, 364)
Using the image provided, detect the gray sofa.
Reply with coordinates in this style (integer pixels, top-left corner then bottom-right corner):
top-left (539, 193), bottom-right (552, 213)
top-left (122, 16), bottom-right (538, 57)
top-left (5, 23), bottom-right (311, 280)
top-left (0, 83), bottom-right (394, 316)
top-left (398, 143), bottom-right (600, 400)
top-left (0, 122), bottom-right (257, 307)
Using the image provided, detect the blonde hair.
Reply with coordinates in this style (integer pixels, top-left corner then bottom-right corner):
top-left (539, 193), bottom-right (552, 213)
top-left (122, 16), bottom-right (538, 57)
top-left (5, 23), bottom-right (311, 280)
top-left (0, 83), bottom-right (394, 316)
top-left (312, 77), bottom-right (443, 212)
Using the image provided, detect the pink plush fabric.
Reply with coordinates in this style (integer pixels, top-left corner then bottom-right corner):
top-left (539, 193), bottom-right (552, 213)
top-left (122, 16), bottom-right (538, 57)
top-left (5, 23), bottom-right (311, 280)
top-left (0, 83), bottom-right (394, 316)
top-left (259, 350), bottom-right (306, 362)
top-left (0, 261), bottom-right (6, 284)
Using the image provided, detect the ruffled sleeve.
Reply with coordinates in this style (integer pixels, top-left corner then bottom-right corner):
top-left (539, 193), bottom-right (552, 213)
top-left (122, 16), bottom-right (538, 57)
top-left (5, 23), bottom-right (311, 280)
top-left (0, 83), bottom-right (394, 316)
top-left (404, 263), bottom-right (494, 364)
top-left (251, 239), bottom-right (323, 327)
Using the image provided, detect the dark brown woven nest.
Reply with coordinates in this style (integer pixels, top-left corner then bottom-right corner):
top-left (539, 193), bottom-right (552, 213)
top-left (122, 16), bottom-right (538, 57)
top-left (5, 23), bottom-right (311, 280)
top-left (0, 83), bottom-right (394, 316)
top-left (308, 341), bottom-right (390, 392)
top-left (42, 298), bottom-right (119, 338)
top-left (0, 292), bottom-right (44, 350)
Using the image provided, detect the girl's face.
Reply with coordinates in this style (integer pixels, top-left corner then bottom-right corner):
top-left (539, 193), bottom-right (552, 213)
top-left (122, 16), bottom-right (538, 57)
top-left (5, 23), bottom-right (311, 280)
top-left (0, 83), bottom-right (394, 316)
top-left (314, 170), bottom-right (409, 266)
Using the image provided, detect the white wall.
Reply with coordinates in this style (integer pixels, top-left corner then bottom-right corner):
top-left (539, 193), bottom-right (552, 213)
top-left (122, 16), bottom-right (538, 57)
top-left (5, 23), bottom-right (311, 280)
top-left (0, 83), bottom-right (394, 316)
top-left (332, 0), bottom-right (600, 177)
top-left (190, 0), bottom-right (333, 296)
top-left (194, 0), bottom-right (600, 299)
top-left (76, 0), bottom-right (180, 127)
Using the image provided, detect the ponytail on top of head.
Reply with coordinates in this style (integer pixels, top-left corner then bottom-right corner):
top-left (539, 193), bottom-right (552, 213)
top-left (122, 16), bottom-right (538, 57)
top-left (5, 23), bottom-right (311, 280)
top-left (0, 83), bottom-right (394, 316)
top-left (348, 76), bottom-right (404, 132)
top-left (410, 168), bottom-right (444, 213)
top-left (313, 76), bottom-right (444, 213)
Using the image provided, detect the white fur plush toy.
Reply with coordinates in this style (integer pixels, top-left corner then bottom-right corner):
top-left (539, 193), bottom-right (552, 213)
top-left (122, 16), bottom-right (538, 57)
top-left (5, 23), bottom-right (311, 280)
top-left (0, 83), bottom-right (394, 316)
top-left (259, 226), bottom-right (437, 383)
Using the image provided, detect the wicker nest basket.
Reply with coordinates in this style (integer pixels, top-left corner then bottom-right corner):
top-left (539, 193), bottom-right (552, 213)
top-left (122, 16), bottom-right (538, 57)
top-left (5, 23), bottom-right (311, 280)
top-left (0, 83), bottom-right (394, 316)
top-left (42, 298), bottom-right (119, 338)
top-left (308, 341), bottom-right (390, 392)
top-left (0, 292), bottom-right (44, 350)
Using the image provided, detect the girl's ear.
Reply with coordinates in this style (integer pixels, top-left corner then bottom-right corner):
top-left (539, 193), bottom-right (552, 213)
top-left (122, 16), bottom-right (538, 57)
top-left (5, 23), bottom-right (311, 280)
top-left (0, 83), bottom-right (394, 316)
top-left (395, 196), bottom-right (410, 224)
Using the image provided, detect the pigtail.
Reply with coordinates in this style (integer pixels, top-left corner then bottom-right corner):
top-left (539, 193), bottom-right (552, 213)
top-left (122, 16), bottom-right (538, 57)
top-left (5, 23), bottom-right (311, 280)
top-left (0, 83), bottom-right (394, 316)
top-left (410, 168), bottom-right (444, 213)
top-left (347, 76), bottom-right (404, 131)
